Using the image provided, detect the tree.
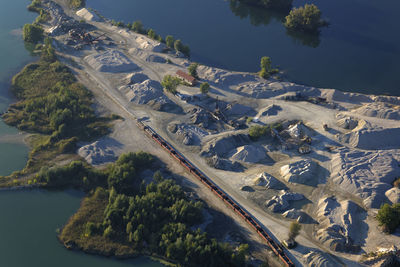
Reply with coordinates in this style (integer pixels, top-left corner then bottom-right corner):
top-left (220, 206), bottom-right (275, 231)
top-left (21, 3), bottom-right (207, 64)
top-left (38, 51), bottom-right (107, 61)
top-left (131, 21), bottom-right (144, 33)
top-left (376, 203), bottom-right (400, 233)
top-left (288, 221), bottom-right (301, 242)
top-left (165, 35), bottom-right (174, 48)
top-left (259, 56), bottom-right (271, 79)
top-left (23, 23), bottom-right (44, 43)
top-left (249, 125), bottom-right (269, 140)
top-left (188, 63), bottom-right (199, 79)
top-left (284, 4), bottom-right (325, 33)
top-left (200, 82), bottom-right (210, 95)
top-left (147, 29), bottom-right (157, 40)
top-left (174, 39), bottom-right (183, 52)
top-left (161, 75), bottom-right (181, 94)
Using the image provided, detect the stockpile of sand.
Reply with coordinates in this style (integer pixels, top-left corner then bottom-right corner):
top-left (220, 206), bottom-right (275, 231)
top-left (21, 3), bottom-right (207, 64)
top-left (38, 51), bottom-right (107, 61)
top-left (168, 123), bottom-right (208, 146)
top-left (252, 172), bottom-right (284, 189)
top-left (228, 145), bottom-right (267, 163)
top-left (265, 190), bottom-right (304, 212)
top-left (331, 148), bottom-right (400, 208)
top-left (85, 50), bottom-right (138, 72)
top-left (123, 79), bottom-right (162, 104)
top-left (336, 115), bottom-right (358, 130)
top-left (78, 139), bottom-right (119, 165)
top-left (316, 197), bottom-right (365, 252)
top-left (198, 66), bottom-right (256, 86)
top-left (206, 155), bottom-right (243, 172)
top-left (125, 72), bottom-right (148, 84)
top-left (76, 8), bottom-right (100, 21)
top-left (145, 55), bottom-right (166, 63)
top-left (303, 250), bottom-right (338, 267)
top-left (352, 103), bottom-right (400, 120)
top-left (135, 36), bottom-right (166, 52)
top-left (282, 209), bottom-right (308, 223)
top-left (385, 187), bottom-right (400, 204)
top-left (201, 133), bottom-right (250, 157)
top-left (280, 159), bottom-right (317, 184)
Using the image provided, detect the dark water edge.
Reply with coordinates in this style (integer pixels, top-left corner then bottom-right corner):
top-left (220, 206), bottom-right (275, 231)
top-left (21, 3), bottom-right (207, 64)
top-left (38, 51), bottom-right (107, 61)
top-left (87, 0), bottom-right (400, 96)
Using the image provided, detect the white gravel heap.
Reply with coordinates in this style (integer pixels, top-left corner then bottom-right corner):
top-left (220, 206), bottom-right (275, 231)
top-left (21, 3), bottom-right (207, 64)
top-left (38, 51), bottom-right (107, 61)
top-left (265, 190), bottom-right (304, 212)
top-left (316, 197), bottom-right (365, 252)
top-left (76, 8), bottom-right (99, 21)
top-left (385, 187), bottom-right (400, 204)
top-left (331, 147), bottom-right (400, 208)
top-left (282, 208), bottom-right (308, 223)
top-left (336, 116), bottom-right (359, 130)
top-left (85, 50), bottom-right (138, 73)
top-left (280, 159), bottom-right (317, 184)
top-left (252, 172), bottom-right (283, 189)
top-left (228, 145), bottom-right (266, 163)
top-left (135, 36), bottom-right (166, 52)
top-left (125, 72), bottom-right (148, 84)
top-left (303, 250), bottom-right (337, 267)
top-left (352, 102), bottom-right (400, 120)
top-left (78, 139), bottom-right (117, 165)
top-left (124, 79), bottom-right (164, 104)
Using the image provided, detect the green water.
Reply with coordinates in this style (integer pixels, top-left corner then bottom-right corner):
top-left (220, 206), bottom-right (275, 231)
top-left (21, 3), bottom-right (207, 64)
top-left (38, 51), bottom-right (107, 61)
top-left (0, 1), bottom-right (161, 266)
top-left (88, 0), bottom-right (400, 96)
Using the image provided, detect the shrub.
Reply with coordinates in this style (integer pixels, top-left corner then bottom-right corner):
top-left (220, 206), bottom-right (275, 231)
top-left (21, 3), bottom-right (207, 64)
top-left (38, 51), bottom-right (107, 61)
top-left (161, 75), bottom-right (181, 94)
top-left (165, 35), bottom-right (174, 48)
top-left (249, 125), bottom-right (269, 140)
top-left (200, 82), bottom-right (210, 95)
top-left (23, 23), bottom-right (44, 43)
top-left (284, 4), bottom-right (326, 33)
top-left (69, 0), bottom-right (85, 8)
top-left (174, 39), bottom-right (190, 57)
top-left (131, 21), bottom-right (144, 33)
top-left (288, 222), bottom-right (301, 241)
top-left (376, 203), bottom-right (400, 233)
top-left (188, 63), bottom-right (199, 79)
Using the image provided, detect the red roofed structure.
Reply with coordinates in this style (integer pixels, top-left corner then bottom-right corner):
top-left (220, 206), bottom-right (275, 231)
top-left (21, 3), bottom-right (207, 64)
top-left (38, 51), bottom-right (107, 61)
top-left (176, 70), bottom-right (196, 86)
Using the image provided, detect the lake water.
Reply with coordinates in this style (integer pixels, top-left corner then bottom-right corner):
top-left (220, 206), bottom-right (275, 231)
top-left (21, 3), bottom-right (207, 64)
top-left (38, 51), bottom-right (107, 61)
top-left (0, 0), bottom-right (161, 266)
top-left (87, 0), bottom-right (400, 96)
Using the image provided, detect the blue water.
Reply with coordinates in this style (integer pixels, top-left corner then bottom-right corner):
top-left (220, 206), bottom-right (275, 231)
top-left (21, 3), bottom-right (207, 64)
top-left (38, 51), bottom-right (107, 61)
top-left (87, 0), bottom-right (400, 96)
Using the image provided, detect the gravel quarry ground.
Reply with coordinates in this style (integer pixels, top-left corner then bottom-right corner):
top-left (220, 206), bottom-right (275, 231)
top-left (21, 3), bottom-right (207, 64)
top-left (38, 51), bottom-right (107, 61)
top-left (41, 1), bottom-right (400, 265)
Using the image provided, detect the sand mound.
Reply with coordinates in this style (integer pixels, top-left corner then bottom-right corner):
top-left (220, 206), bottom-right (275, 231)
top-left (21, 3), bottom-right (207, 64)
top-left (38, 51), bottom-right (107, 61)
top-left (228, 145), bottom-right (267, 163)
top-left (265, 190), bottom-right (304, 212)
top-left (336, 116), bottom-right (358, 130)
top-left (282, 209), bottom-right (308, 223)
top-left (145, 55), bottom-right (166, 63)
top-left (135, 36), bottom-right (166, 52)
top-left (123, 79), bottom-right (163, 104)
top-left (190, 108), bottom-right (214, 128)
top-left (252, 172), bottom-right (284, 189)
top-left (316, 197), bottom-right (365, 252)
top-left (346, 126), bottom-right (400, 150)
top-left (331, 148), bottom-right (400, 208)
top-left (168, 123), bottom-right (208, 146)
top-left (303, 250), bottom-right (338, 267)
top-left (385, 187), bottom-right (400, 204)
top-left (206, 155), bottom-right (243, 172)
top-left (85, 50), bottom-right (138, 72)
top-left (280, 159), bottom-right (317, 184)
top-left (201, 134), bottom-right (250, 157)
top-left (76, 8), bottom-right (100, 21)
top-left (78, 138), bottom-right (119, 165)
top-left (125, 72), bottom-right (148, 84)
top-left (352, 103), bottom-right (400, 120)
top-left (198, 66), bottom-right (257, 86)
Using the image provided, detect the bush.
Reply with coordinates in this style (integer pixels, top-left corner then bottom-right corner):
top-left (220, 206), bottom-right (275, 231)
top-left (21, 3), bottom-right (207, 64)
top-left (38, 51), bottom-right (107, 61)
top-left (288, 222), bottom-right (301, 241)
top-left (69, 0), bottom-right (85, 8)
top-left (200, 82), bottom-right (210, 95)
top-left (174, 39), bottom-right (190, 57)
top-left (284, 4), bottom-right (326, 33)
top-left (376, 203), bottom-right (400, 233)
top-left (188, 63), bottom-right (199, 79)
top-left (23, 23), bottom-right (44, 43)
top-left (165, 35), bottom-right (174, 48)
top-left (249, 125), bottom-right (269, 140)
top-left (161, 75), bottom-right (181, 94)
top-left (131, 21), bottom-right (144, 33)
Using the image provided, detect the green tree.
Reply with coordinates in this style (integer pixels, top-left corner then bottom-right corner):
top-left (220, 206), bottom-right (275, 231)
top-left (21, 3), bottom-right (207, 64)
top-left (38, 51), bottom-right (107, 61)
top-left (288, 221), bottom-right (301, 241)
top-left (284, 4), bottom-right (325, 33)
top-left (174, 39), bottom-right (183, 52)
top-left (165, 35), bottom-right (174, 48)
top-left (377, 203), bottom-right (400, 233)
top-left (249, 125), bottom-right (269, 140)
top-left (188, 63), bottom-right (199, 79)
top-left (147, 29), bottom-right (157, 40)
top-left (23, 23), bottom-right (44, 43)
top-left (200, 82), bottom-right (210, 95)
top-left (161, 75), bottom-right (181, 94)
top-left (131, 21), bottom-right (144, 33)
top-left (259, 56), bottom-right (272, 79)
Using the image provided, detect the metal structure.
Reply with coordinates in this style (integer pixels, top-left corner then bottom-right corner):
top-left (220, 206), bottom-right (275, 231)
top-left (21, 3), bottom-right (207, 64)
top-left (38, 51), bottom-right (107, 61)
top-left (136, 119), bottom-right (295, 267)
